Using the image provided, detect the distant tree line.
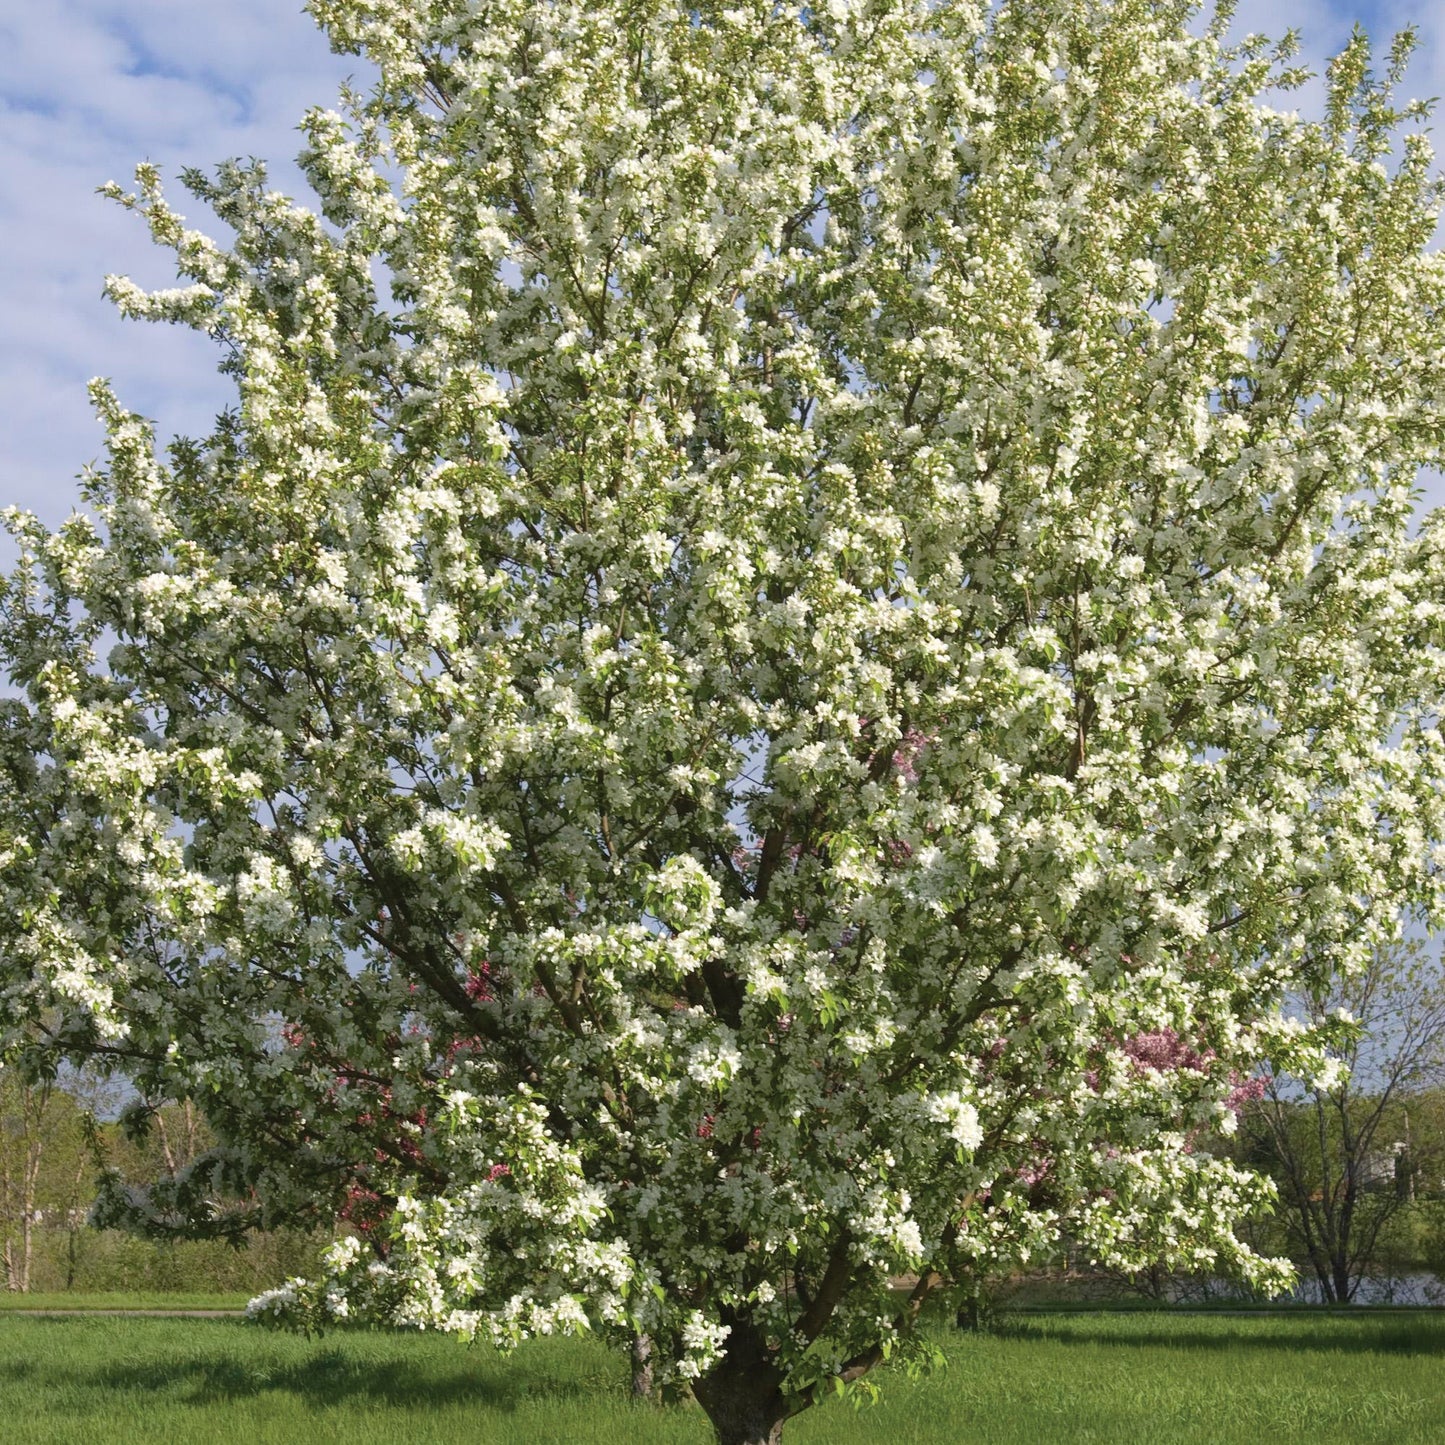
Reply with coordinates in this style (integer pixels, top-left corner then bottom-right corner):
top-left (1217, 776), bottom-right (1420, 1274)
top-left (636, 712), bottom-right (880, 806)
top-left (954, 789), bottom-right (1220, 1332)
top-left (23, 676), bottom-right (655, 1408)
top-left (0, 1068), bottom-right (324, 1294)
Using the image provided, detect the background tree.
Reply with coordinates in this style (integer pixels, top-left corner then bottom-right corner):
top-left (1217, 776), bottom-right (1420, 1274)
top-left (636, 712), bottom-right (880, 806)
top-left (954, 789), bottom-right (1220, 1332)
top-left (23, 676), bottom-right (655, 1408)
top-left (0, 1066), bottom-right (54, 1292)
top-left (1240, 943), bottom-right (1445, 1303)
top-left (7, 1), bottom-right (1445, 1441)
top-left (0, 1059), bottom-right (111, 1293)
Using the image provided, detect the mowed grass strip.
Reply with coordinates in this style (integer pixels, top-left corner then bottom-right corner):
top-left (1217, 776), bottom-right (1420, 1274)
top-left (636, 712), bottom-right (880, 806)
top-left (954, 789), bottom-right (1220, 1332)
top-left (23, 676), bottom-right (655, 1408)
top-left (3, 1310), bottom-right (1443, 1444)
top-left (0, 1291), bottom-right (250, 1312)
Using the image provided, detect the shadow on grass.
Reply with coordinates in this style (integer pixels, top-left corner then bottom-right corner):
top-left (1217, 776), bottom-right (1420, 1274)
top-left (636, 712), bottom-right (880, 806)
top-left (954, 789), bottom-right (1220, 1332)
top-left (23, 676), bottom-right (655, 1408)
top-left (0, 1323), bottom-right (621, 1414)
top-left (109, 1353), bottom-right (544, 1411)
top-left (117, 1348), bottom-right (629, 1413)
top-left (990, 1315), bottom-right (1445, 1359)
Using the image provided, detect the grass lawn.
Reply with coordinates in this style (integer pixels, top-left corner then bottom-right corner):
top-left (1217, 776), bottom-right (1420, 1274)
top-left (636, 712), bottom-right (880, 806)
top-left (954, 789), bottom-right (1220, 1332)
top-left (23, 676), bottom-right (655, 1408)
top-left (2, 1309), bottom-right (1443, 1444)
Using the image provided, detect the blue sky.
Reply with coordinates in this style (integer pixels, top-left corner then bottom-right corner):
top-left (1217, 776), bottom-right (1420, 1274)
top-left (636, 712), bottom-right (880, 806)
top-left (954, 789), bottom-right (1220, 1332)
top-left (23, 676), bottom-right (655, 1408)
top-left (0, 0), bottom-right (1439, 526)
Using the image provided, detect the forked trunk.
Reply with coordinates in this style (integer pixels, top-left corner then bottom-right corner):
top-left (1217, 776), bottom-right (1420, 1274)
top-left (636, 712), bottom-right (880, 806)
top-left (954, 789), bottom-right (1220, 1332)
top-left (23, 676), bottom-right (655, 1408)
top-left (691, 1320), bottom-right (792, 1445)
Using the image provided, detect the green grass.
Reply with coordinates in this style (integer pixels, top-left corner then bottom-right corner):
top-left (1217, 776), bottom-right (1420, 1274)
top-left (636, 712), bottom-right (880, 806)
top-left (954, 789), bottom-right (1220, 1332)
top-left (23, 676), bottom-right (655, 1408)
top-left (2, 1310), bottom-right (1444, 1444)
top-left (0, 1291), bottom-right (249, 1311)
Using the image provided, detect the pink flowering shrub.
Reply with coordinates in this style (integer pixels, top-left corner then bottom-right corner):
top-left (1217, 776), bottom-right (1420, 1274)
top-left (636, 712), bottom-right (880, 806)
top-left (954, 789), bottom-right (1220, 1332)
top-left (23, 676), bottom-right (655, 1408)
top-left (1121, 1027), bottom-right (1213, 1074)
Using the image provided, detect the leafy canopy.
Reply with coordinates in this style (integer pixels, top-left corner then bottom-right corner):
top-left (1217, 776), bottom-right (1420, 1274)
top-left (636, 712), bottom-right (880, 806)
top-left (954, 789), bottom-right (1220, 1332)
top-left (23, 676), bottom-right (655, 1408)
top-left (5, 0), bottom-right (1445, 1434)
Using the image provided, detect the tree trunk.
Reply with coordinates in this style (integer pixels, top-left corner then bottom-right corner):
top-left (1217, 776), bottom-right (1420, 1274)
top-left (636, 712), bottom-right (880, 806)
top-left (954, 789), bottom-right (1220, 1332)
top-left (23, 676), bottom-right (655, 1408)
top-left (630, 1332), bottom-right (654, 1399)
top-left (65, 1216), bottom-right (79, 1291)
top-left (16, 1091), bottom-right (43, 1294)
top-left (64, 1150), bottom-right (88, 1291)
top-left (1, 1226), bottom-right (31, 1293)
top-left (691, 1320), bottom-right (791, 1445)
top-left (1333, 1259), bottom-right (1354, 1304)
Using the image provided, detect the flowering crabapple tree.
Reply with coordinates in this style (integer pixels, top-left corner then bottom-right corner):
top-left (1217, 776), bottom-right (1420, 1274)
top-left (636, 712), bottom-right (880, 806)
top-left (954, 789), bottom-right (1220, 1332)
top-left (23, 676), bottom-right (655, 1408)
top-left (7, 0), bottom-right (1445, 1438)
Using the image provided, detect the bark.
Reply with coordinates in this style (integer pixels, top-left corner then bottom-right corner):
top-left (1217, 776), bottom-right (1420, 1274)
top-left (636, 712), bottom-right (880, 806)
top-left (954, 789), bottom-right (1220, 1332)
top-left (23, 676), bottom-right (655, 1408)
top-left (691, 1320), bottom-right (791, 1445)
top-left (2, 1235), bottom-right (24, 1294)
top-left (630, 1331), bottom-right (654, 1399)
top-left (1333, 1261), bottom-right (1354, 1305)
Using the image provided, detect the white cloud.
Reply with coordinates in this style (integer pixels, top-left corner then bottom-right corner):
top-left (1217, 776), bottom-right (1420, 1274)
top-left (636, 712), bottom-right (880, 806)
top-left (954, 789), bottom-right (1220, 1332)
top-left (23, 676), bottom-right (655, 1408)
top-left (0, 1), bottom-right (1440, 526)
top-left (0, 0), bottom-right (357, 529)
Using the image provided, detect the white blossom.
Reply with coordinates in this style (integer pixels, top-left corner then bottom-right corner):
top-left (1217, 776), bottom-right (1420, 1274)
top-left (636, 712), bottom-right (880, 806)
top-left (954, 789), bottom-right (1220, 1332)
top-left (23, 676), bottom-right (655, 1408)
top-left (4, 3), bottom-right (1445, 1440)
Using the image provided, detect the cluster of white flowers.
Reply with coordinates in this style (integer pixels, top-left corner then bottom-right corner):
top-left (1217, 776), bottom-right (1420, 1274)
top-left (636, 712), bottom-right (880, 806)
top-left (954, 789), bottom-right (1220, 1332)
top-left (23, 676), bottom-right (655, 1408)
top-left (922, 1091), bottom-right (985, 1151)
top-left (5, 0), bottom-right (1445, 1437)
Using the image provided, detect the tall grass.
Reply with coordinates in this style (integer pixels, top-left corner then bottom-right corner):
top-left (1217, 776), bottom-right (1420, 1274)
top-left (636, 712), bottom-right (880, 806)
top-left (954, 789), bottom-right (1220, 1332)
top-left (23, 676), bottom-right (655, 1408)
top-left (3, 1310), bottom-right (1444, 1444)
